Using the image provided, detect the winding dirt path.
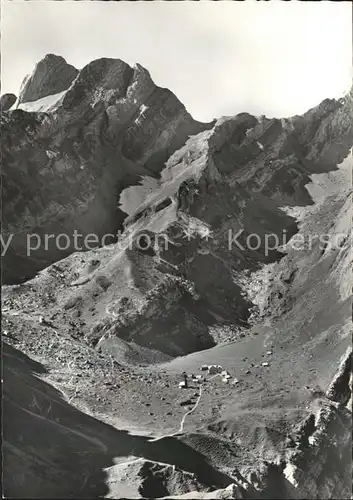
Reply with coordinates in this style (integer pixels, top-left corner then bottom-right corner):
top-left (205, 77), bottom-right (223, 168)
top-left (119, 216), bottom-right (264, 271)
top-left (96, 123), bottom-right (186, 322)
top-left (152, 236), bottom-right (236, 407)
top-left (148, 385), bottom-right (203, 443)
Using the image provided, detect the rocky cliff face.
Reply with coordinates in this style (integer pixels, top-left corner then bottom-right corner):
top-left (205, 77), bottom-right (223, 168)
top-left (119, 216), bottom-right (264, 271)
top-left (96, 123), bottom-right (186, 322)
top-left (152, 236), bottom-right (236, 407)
top-left (18, 54), bottom-right (79, 104)
top-left (1, 55), bottom-right (212, 284)
top-left (2, 55), bottom-right (352, 499)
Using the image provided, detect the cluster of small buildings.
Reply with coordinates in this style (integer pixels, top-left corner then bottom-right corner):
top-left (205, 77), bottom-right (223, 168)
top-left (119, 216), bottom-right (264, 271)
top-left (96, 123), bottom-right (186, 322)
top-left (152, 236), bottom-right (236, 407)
top-left (178, 372), bottom-right (204, 389)
top-left (178, 350), bottom-right (274, 389)
top-left (178, 364), bottom-right (233, 388)
top-left (201, 364), bottom-right (232, 382)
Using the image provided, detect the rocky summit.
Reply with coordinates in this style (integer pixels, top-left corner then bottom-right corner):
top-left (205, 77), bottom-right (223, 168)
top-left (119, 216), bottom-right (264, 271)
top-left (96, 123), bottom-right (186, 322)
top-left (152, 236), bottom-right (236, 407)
top-left (2, 55), bottom-right (352, 499)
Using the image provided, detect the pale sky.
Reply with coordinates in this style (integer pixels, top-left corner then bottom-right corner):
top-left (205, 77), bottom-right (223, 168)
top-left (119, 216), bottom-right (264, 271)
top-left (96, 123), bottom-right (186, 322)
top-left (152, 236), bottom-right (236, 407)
top-left (1, 1), bottom-right (352, 121)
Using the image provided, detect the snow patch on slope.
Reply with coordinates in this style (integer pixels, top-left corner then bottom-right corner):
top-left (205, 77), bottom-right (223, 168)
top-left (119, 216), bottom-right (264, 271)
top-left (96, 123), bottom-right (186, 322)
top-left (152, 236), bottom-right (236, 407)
top-left (305, 151), bottom-right (352, 203)
top-left (119, 176), bottom-right (160, 216)
top-left (282, 152), bottom-right (352, 221)
top-left (13, 91), bottom-right (66, 113)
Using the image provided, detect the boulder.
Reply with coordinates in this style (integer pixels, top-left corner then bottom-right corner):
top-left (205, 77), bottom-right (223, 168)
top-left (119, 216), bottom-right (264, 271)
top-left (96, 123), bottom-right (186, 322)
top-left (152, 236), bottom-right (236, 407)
top-left (0, 93), bottom-right (16, 112)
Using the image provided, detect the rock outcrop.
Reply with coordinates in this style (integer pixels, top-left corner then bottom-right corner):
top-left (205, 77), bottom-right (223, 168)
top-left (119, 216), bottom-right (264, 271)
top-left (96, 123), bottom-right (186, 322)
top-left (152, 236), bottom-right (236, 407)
top-left (0, 93), bottom-right (17, 112)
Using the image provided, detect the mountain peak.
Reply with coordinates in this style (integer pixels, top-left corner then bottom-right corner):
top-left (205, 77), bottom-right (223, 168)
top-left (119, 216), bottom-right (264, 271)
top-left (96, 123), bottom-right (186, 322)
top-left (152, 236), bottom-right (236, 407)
top-left (19, 53), bottom-right (79, 104)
